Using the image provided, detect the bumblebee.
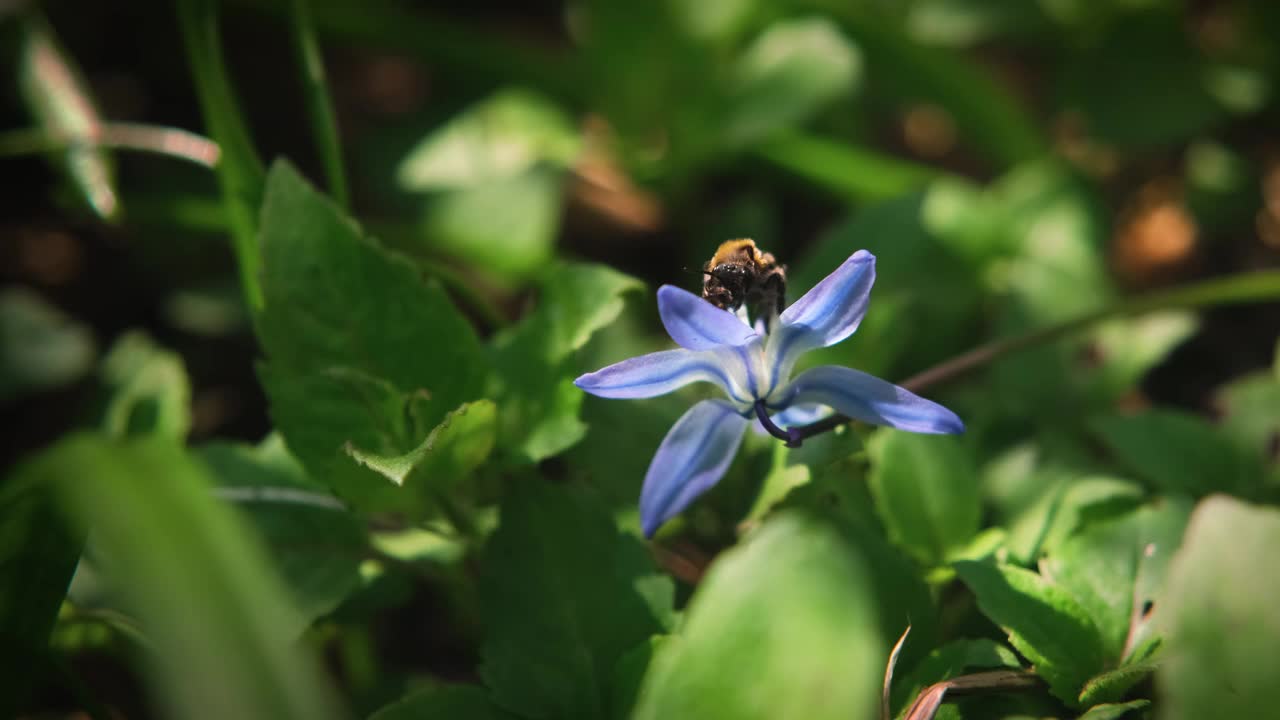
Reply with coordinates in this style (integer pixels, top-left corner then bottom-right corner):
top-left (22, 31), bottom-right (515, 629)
top-left (701, 238), bottom-right (787, 322)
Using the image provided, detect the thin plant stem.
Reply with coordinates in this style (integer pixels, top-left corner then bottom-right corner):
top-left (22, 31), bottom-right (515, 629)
top-left (788, 269), bottom-right (1280, 445)
top-left (0, 123), bottom-right (220, 167)
top-left (176, 0), bottom-right (266, 310)
top-left (286, 0), bottom-right (349, 209)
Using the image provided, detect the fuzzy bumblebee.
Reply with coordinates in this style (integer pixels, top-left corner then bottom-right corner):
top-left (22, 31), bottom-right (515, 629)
top-left (701, 239), bottom-right (787, 322)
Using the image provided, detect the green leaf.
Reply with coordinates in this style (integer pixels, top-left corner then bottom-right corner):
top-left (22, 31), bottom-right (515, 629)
top-left (1057, 14), bottom-right (1225, 150)
top-left (397, 88), bottom-right (579, 191)
top-left (1092, 410), bottom-right (1260, 497)
top-left (198, 436), bottom-right (367, 631)
top-left (17, 11), bottom-right (117, 219)
top-left (953, 560), bottom-right (1107, 705)
top-left (1075, 699), bottom-right (1150, 720)
top-left (1214, 369), bottom-right (1280, 483)
top-left (479, 481), bottom-right (673, 719)
top-left (368, 684), bottom-right (514, 720)
top-left (721, 17), bottom-right (860, 147)
top-left (1040, 499), bottom-right (1191, 663)
top-left (611, 636), bottom-right (666, 720)
top-left (1158, 495), bottom-right (1280, 719)
top-left (773, 455), bottom-right (940, 671)
top-left (0, 287), bottom-right (95, 401)
top-left (868, 431), bottom-right (981, 566)
top-left (256, 160), bottom-right (488, 514)
top-left (422, 168), bottom-right (562, 281)
top-left (490, 261), bottom-right (643, 463)
top-left (97, 331), bottom-right (192, 440)
top-left (0, 449), bottom-right (87, 716)
top-left (635, 512), bottom-right (882, 720)
top-left (47, 434), bottom-right (342, 720)
top-left (346, 400), bottom-right (496, 491)
top-left (1077, 663), bottom-right (1157, 707)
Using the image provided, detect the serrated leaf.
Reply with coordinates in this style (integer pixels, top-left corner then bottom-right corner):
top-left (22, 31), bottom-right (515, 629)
top-left (199, 437), bottom-right (366, 630)
top-left (869, 431), bottom-right (981, 566)
top-left (368, 684), bottom-right (514, 720)
top-left (1158, 495), bottom-right (1280, 720)
top-left (1077, 663), bottom-right (1156, 707)
top-left (255, 160), bottom-right (487, 514)
top-left (1040, 499), bottom-right (1191, 663)
top-left (954, 560), bottom-right (1107, 705)
top-left (97, 331), bottom-right (191, 440)
top-left (346, 400), bottom-right (496, 490)
top-left (491, 262), bottom-right (642, 463)
top-left (1075, 699), bottom-right (1149, 720)
top-left (1092, 410), bottom-right (1259, 497)
top-left (479, 481), bottom-right (672, 719)
top-left (635, 512), bottom-right (882, 720)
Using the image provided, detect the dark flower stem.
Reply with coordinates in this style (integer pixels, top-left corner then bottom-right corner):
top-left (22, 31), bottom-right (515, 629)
top-left (784, 268), bottom-right (1280, 446)
top-left (754, 401), bottom-right (803, 448)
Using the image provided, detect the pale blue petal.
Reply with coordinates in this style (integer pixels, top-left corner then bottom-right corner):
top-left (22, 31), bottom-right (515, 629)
top-left (574, 348), bottom-right (751, 405)
top-left (774, 250), bottom-right (875, 358)
top-left (640, 399), bottom-right (749, 537)
top-left (778, 365), bottom-right (964, 434)
top-left (657, 284), bottom-right (757, 351)
top-left (772, 403), bottom-right (832, 428)
top-left (750, 403), bottom-right (832, 436)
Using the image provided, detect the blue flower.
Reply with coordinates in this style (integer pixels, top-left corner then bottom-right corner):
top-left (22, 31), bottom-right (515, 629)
top-left (575, 250), bottom-right (963, 537)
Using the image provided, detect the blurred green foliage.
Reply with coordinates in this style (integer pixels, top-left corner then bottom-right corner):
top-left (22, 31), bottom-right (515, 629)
top-left (3, 0), bottom-right (1280, 719)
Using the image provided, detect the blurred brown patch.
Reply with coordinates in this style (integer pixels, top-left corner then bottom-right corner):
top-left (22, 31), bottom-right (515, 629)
top-left (1054, 110), bottom-right (1119, 178)
top-left (567, 115), bottom-right (664, 234)
top-left (902, 104), bottom-right (957, 159)
top-left (5, 226), bottom-right (83, 286)
top-left (1257, 158), bottom-right (1280, 250)
top-left (1111, 179), bottom-right (1198, 287)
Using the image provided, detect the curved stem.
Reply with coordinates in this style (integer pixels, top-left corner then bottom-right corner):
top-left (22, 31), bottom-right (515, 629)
top-left (287, 0), bottom-right (349, 209)
top-left (788, 268), bottom-right (1280, 444)
top-left (754, 401), bottom-right (802, 448)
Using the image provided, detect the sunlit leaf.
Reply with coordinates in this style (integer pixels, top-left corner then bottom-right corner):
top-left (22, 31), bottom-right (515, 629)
top-left (1158, 495), bottom-right (1280, 719)
top-left (0, 287), bottom-right (95, 402)
top-left (1092, 410), bottom-right (1261, 497)
top-left (954, 560), bottom-right (1107, 705)
top-left (490, 261), bottom-right (643, 463)
top-left (398, 88), bottom-right (578, 191)
top-left (722, 17), bottom-right (861, 147)
top-left (97, 331), bottom-right (191, 440)
top-left (869, 431), bottom-right (980, 566)
top-left (256, 160), bottom-right (488, 514)
top-left (635, 512), bottom-right (882, 720)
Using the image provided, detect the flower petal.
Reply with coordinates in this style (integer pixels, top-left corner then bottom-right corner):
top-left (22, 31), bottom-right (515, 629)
top-left (777, 249), bottom-right (876, 351)
top-left (778, 365), bottom-right (964, 434)
top-left (640, 399), bottom-right (749, 537)
top-left (574, 348), bottom-right (751, 404)
top-left (657, 284), bottom-right (757, 351)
